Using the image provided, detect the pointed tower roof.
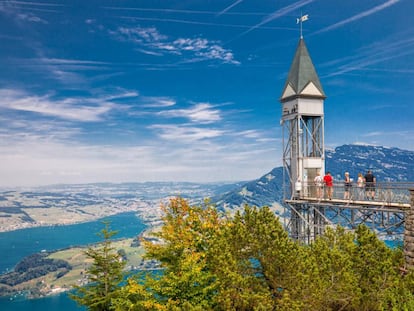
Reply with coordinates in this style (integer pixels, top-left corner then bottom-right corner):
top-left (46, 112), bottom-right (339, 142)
top-left (280, 38), bottom-right (325, 102)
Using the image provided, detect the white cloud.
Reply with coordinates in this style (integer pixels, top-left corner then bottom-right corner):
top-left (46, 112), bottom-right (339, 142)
top-left (0, 126), bottom-right (279, 187)
top-left (16, 13), bottom-right (47, 23)
top-left (173, 38), bottom-right (209, 51)
top-left (0, 140), bottom-right (158, 187)
top-left (197, 44), bottom-right (239, 64)
top-left (0, 89), bottom-right (120, 122)
top-left (323, 35), bottom-right (414, 77)
top-left (0, 117), bottom-right (81, 144)
top-left (235, 0), bottom-right (314, 38)
top-left (111, 26), bottom-right (239, 64)
top-left (217, 0), bottom-right (243, 16)
top-left (363, 130), bottom-right (413, 138)
top-left (5, 57), bottom-right (110, 87)
top-left (158, 103), bottom-right (221, 123)
top-left (236, 130), bottom-right (261, 139)
top-left (150, 124), bottom-right (225, 142)
top-left (121, 96), bottom-right (177, 111)
top-left (316, 0), bottom-right (401, 34)
top-left (142, 97), bottom-right (176, 108)
top-left (363, 131), bottom-right (385, 138)
top-left (0, 98), bottom-right (279, 187)
top-left (136, 48), bottom-right (164, 56)
top-left (119, 15), bottom-right (294, 32)
top-left (38, 58), bottom-right (108, 66)
top-left (0, 1), bottom-right (62, 23)
top-left (116, 26), bottom-right (167, 43)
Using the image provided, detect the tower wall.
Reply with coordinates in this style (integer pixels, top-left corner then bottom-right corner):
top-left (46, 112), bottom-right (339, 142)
top-left (404, 189), bottom-right (414, 269)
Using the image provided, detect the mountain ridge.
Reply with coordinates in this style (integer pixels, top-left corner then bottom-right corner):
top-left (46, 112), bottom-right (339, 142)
top-left (213, 144), bottom-right (414, 209)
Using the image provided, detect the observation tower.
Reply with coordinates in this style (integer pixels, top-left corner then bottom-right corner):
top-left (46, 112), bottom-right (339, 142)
top-left (279, 34), bottom-right (414, 268)
top-left (280, 38), bottom-right (326, 200)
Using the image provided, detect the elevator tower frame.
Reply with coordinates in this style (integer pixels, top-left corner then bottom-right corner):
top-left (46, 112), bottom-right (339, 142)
top-left (280, 38), bottom-right (326, 200)
top-left (280, 38), bottom-right (327, 240)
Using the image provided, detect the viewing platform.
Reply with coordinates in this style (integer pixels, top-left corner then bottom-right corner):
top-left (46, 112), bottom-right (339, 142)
top-left (284, 183), bottom-right (414, 243)
top-left (286, 182), bottom-right (413, 211)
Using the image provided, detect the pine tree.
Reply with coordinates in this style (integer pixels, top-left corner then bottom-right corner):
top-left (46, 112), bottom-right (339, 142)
top-left (70, 221), bottom-right (126, 311)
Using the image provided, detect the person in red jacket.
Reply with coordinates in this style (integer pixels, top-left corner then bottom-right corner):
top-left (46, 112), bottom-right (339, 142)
top-left (323, 171), bottom-right (333, 200)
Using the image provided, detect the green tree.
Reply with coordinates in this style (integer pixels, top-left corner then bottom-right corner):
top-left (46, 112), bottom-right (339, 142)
top-left (351, 224), bottom-right (408, 310)
top-left (113, 197), bottom-right (222, 310)
top-left (112, 198), bottom-right (414, 310)
top-left (208, 205), bottom-right (298, 310)
top-left (305, 226), bottom-right (361, 310)
top-left (70, 221), bottom-right (126, 311)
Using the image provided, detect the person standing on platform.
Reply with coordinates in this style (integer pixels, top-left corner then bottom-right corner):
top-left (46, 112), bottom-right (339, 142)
top-left (364, 170), bottom-right (376, 200)
top-left (323, 171), bottom-right (333, 200)
top-left (357, 173), bottom-right (364, 200)
top-left (344, 172), bottom-right (352, 200)
top-left (314, 171), bottom-right (324, 199)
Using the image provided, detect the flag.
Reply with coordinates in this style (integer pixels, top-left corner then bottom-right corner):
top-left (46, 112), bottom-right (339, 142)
top-left (296, 14), bottom-right (309, 24)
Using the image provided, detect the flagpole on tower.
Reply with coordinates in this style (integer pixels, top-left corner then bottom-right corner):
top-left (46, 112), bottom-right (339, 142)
top-left (296, 13), bottom-right (309, 39)
top-left (300, 17), bottom-right (303, 38)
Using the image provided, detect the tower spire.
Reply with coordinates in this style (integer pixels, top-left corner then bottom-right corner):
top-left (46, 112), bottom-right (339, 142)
top-left (280, 38), bottom-right (325, 102)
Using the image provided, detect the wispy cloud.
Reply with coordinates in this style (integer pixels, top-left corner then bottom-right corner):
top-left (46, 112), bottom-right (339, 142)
top-left (235, 129), bottom-right (261, 139)
top-left (158, 103), bottom-right (221, 124)
top-left (315, 0), bottom-right (401, 35)
top-left (15, 12), bottom-right (48, 23)
top-left (323, 35), bottom-right (414, 77)
top-left (0, 1), bottom-right (63, 23)
top-left (121, 16), bottom-right (294, 31)
top-left (104, 5), bottom-right (266, 16)
top-left (0, 128), bottom-right (278, 186)
top-left (111, 26), bottom-right (240, 64)
top-left (363, 130), bottom-right (414, 138)
top-left (4, 56), bottom-right (112, 86)
top-left (363, 131), bottom-right (386, 138)
top-left (358, 130), bottom-right (414, 149)
top-left (141, 97), bottom-right (176, 108)
top-left (0, 88), bottom-right (277, 186)
top-left (150, 124), bottom-right (225, 143)
top-left (0, 89), bottom-right (121, 122)
top-left (233, 0), bottom-right (314, 39)
top-left (217, 0), bottom-right (243, 16)
top-left (0, 117), bottom-right (82, 145)
top-left (38, 58), bottom-right (109, 66)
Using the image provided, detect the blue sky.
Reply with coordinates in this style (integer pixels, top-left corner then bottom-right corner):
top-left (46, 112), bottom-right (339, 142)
top-left (0, 0), bottom-right (412, 187)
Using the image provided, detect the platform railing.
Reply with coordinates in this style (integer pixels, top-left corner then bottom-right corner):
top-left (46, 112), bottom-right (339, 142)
top-left (293, 182), bottom-right (413, 206)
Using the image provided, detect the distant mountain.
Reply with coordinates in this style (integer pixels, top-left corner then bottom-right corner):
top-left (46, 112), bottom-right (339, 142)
top-left (325, 144), bottom-right (414, 182)
top-left (2, 144), bottom-right (413, 229)
top-left (213, 167), bottom-right (284, 211)
top-left (213, 144), bottom-right (414, 209)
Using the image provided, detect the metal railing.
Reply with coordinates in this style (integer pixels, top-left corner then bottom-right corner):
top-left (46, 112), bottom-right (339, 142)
top-left (292, 182), bottom-right (413, 206)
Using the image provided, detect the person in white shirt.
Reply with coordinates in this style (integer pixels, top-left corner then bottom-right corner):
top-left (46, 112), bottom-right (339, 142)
top-left (314, 171), bottom-right (323, 199)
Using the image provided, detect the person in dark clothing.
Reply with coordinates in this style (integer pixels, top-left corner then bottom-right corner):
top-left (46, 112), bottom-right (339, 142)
top-left (364, 170), bottom-right (376, 200)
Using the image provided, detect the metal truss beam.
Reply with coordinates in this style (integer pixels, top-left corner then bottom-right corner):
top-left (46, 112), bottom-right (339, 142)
top-left (285, 199), bottom-right (407, 242)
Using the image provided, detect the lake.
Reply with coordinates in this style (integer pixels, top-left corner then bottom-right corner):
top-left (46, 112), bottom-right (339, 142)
top-left (0, 212), bottom-right (147, 310)
top-left (0, 292), bottom-right (84, 311)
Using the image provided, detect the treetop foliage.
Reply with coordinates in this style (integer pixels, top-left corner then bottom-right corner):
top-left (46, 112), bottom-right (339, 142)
top-left (72, 198), bottom-right (414, 311)
top-left (70, 221), bottom-right (126, 311)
